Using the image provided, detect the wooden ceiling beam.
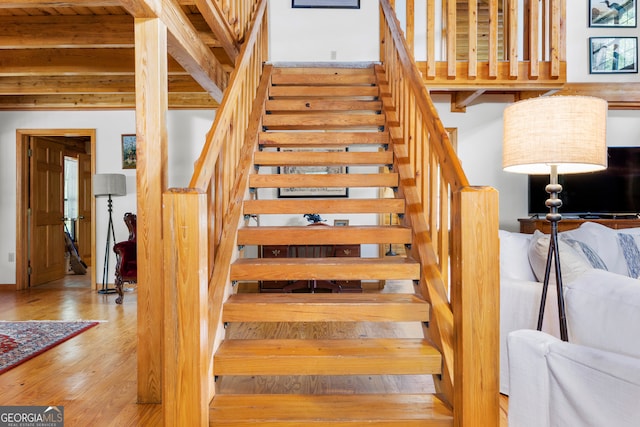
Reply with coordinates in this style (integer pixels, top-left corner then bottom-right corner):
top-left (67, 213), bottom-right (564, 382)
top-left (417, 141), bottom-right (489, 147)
top-left (193, 0), bottom-right (240, 62)
top-left (0, 48), bottom-right (194, 76)
top-left (0, 93), bottom-right (218, 110)
top-left (450, 90), bottom-right (486, 112)
top-left (0, 1), bottom-right (124, 7)
top-left (0, 75), bottom-right (205, 94)
top-left (556, 83), bottom-right (640, 108)
top-left (0, 15), bottom-right (134, 48)
top-left (121, 0), bottom-right (227, 101)
top-left (0, 14), bottom-right (221, 49)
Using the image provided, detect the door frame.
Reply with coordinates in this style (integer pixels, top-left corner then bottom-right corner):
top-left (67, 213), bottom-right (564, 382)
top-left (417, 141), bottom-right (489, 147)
top-left (16, 129), bottom-right (97, 290)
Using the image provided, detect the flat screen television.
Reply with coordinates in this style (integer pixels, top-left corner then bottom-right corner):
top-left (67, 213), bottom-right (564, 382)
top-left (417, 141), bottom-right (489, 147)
top-left (528, 146), bottom-right (640, 218)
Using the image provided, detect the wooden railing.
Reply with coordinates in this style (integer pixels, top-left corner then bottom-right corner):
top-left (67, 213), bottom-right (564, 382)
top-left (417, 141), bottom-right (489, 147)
top-left (380, 1), bottom-right (500, 425)
top-left (214, 0), bottom-right (256, 42)
top-left (392, 0), bottom-right (566, 87)
top-left (161, 1), bottom-right (268, 425)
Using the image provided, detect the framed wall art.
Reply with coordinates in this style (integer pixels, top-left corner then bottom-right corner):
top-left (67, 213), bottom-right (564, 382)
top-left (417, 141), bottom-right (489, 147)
top-left (589, 37), bottom-right (638, 73)
top-left (277, 147), bottom-right (349, 198)
top-left (292, 0), bottom-right (360, 8)
top-left (590, 0), bottom-right (636, 27)
top-left (121, 134), bottom-right (137, 169)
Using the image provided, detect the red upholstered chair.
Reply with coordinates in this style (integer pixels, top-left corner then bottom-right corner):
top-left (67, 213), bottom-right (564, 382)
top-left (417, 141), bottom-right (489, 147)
top-left (113, 212), bottom-right (137, 304)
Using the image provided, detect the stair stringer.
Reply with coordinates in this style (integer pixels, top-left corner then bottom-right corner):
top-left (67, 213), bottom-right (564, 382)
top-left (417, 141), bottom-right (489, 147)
top-left (203, 64), bottom-right (274, 400)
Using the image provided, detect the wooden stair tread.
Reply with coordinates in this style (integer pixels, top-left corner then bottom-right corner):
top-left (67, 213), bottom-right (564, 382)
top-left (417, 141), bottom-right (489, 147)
top-left (254, 150), bottom-right (392, 166)
top-left (230, 257), bottom-right (420, 281)
top-left (243, 198), bottom-right (405, 214)
top-left (238, 225), bottom-right (411, 245)
top-left (266, 99), bottom-right (382, 112)
top-left (259, 131), bottom-right (389, 147)
top-left (249, 173), bottom-right (399, 189)
top-left (262, 113), bottom-right (385, 130)
top-left (222, 293), bottom-right (429, 322)
top-left (271, 72), bottom-right (376, 85)
top-left (209, 394), bottom-right (453, 426)
top-left (214, 338), bottom-right (441, 376)
top-left (269, 85), bottom-right (379, 98)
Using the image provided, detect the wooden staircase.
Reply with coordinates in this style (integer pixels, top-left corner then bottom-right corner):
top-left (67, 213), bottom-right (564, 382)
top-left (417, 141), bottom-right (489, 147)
top-left (209, 66), bottom-right (453, 425)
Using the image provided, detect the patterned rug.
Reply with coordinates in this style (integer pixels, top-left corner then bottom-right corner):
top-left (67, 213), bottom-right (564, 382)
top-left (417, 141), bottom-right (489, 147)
top-left (0, 320), bottom-right (99, 374)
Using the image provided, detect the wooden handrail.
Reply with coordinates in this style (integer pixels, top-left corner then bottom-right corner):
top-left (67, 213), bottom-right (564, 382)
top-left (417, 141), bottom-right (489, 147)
top-left (379, 1), bottom-right (500, 424)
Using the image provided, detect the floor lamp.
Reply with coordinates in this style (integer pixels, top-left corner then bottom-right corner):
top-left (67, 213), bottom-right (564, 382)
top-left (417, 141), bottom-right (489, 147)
top-left (93, 173), bottom-right (127, 294)
top-left (502, 96), bottom-right (607, 341)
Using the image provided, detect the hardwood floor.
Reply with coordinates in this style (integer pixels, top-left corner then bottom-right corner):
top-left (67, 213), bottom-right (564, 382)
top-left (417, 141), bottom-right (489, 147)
top-left (0, 271), bottom-right (162, 426)
top-left (0, 274), bottom-right (508, 426)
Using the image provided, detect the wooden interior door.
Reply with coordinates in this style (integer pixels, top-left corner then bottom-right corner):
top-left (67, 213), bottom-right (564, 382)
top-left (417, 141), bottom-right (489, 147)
top-left (77, 153), bottom-right (92, 266)
top-left (30, 137), bottom-right (66, 285)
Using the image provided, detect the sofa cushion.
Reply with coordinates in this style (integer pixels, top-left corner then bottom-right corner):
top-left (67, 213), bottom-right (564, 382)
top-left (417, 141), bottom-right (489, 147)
top-left (565, 269), bottom-right (640, 360)
top-left (499, 230), bottom-right (537, 281)
top-left (562, 222), bottom-right (628, 276)
top-left (528, 230), bottom-right (594, 285)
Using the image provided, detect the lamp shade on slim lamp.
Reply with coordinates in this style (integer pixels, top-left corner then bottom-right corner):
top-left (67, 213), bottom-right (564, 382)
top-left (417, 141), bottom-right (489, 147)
top-left (503, 96), bottom-right (608, 175)
top-left (93, 173), bottom-right (127, 197)
top-left (93, 173), bottom-right (127, 295)
top-left (502, 96), bottom-right (608, 341)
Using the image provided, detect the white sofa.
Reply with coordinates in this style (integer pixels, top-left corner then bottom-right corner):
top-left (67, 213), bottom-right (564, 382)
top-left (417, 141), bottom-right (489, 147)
top-left (499, 221), bottom-right (640, 395)
top-left (508, 328), bottom-right (640, 427)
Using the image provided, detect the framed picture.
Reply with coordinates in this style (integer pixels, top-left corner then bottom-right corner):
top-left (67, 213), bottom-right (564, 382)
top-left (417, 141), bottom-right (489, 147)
top-left (121, 134), bottom-right (137, 169)
top-left (589, 0), bottom-right (636, 27)
top-left (292, 0), bottom-right (360, 8)
top-left (589, 37), bottom-right (638, 73)
top-left (277, 147), bottom-right (349, 198)
top-left (333, 219), bottom-right (349, 226)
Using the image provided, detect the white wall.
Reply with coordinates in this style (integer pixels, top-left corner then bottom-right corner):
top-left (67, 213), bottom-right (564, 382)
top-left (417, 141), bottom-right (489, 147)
top-left (268, 0), bottom-right (380, 62)
top-left (0, 110), bottom-right (214, 285)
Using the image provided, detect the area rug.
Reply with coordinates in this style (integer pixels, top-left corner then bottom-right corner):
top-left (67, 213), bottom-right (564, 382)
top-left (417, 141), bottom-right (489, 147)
top-left (0, 320), bottom-right (99, 374)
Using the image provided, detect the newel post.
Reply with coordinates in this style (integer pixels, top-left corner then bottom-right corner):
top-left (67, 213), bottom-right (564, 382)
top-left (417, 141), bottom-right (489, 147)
top-left (162, 189), bottom-right (209, 427)
top-left (451, 186), bottom-right (500, 427)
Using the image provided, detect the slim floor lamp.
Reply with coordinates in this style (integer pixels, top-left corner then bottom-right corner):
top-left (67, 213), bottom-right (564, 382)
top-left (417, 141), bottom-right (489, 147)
top-left (503, 96), bottom-right (608, 341)
top-left (93, 173), bottom-right (127, 295)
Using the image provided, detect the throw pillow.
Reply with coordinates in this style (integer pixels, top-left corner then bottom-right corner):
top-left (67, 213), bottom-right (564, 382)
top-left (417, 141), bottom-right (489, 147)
top-left (528, 230), bottom-right (592, 285)
top-left (499, 230), bottom-right (537, 281)
top-left (562, 222), bottom-right (628, 276)
top-left (617, 233), bottom-right (640, 279)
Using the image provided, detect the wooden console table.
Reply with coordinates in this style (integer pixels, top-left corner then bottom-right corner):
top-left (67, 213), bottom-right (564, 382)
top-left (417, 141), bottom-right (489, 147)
top-left (259, 244), bottom-right (362, 293)
top-left (519, 217), bottom-right (640, 234)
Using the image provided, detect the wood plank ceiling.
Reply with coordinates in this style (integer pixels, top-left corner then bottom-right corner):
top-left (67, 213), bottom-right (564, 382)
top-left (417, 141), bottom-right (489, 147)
top-left (1, 1), bottom-right (638, 110)
top-left (0, 0), bottom-right (233, 110)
